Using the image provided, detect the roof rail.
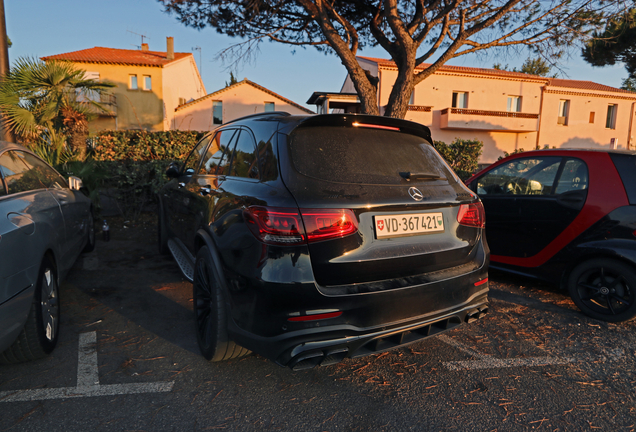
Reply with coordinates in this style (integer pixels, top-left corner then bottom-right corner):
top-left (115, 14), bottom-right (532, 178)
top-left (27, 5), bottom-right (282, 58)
top-left (222, 111), bottom-right (292, 125)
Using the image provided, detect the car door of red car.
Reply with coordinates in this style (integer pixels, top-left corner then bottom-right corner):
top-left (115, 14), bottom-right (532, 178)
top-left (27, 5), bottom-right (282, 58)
top-left (469, 155), bottom-right (589, 259)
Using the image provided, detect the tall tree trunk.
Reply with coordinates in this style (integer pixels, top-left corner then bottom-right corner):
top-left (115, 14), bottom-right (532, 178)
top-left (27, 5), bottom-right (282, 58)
top-left (383, 48), bottom-right (416, 119)
top-left (0, 0), bottom-right (13, 142)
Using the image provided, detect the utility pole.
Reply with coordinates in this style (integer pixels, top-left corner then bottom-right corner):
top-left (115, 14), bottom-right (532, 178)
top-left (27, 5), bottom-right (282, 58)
top-left (0, 0), bottom-right (13, 142)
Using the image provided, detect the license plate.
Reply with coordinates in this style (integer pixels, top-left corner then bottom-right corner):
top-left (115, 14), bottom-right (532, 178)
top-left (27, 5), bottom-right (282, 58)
top-left (374, 213), bottom-right (444, 239)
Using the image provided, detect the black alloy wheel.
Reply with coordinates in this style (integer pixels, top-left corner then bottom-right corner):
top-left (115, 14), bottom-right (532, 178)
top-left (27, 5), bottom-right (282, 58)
top-left (192, 247), bottom-right (250, 361)
top-left (568, 258), bottom-right (636, 322)
top-left (0, 256), bottom-right (60, 363)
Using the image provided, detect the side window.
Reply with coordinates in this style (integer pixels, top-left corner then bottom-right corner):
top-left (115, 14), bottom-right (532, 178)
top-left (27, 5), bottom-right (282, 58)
top-left (0, 151), bottom-right (64, 194)
top-left (476, 157), bottom-right (561, 196)
top-left (182, 136), bottom-right (212, 175)
top-left (554, 159), bottom-right (588, 194)
top-left (229, 130), bottom-right (259, 179)
top-left (23, 153), bottom-right (68, 189)
top-left (201, 129), bottom-right (237, 175)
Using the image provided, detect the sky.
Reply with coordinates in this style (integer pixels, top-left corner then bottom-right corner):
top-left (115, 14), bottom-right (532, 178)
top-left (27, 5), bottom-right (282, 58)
top-left (5, 0), bottom-right (629, 109)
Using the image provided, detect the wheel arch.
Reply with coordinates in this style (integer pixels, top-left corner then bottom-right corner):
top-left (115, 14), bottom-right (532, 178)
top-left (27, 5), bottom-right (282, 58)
top-left (194, 229), bottom-right (228, 292)
top-left (42, 248), bottom-right (59, 285)
top-left (561, 242), bottom-right (636, 289)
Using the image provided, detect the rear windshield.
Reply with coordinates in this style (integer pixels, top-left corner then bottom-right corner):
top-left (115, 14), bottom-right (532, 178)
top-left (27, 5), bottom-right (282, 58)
top-left (610, 153), bottom-right (636, 204)
top-left (288, 126), bottom-right (454, 185)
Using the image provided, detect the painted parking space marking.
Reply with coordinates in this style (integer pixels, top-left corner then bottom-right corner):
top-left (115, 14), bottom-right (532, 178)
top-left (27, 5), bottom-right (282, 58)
top-left (0, 332), bottom-right (174, 403)
top-left (438, 334), bottom-right (624, 371)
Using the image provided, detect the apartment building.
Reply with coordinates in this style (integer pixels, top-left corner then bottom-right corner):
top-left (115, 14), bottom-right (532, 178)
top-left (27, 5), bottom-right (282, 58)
top-left (173, 79), bottom-right (313, 131)
top-left (42, 38), bottom-right (206, 132)
top-left (331, 57), bottom-right (636, 163)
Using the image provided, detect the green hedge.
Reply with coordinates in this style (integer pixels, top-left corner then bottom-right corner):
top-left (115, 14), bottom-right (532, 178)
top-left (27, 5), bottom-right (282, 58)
top-left (85, 130), bottom-right (205, 219)
top-left (89, 130), bottom-right (205, 161)
top-left (433, 138), bottom-right (483, 181)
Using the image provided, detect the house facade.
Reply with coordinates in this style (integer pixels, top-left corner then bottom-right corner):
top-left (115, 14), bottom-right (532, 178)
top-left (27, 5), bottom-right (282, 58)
top-left (42, 38), bottom-right (206, 132)
top-left (173, 79), bottom-right (313, 131)
top-left (337, 57), bottom-right (636, 163)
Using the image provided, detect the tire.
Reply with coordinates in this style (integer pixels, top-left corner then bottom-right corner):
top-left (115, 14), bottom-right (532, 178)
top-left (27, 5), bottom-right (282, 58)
top-left (82, 211), bottom-right (96, 253)
top-left (158, 201), bottom-right (169, 255)
top-left (192, 246), bottom-right (250, 361)
top-left (0, 256), bottom-right (60, 363)
top-left (568, 258), bottom-right (636, 322)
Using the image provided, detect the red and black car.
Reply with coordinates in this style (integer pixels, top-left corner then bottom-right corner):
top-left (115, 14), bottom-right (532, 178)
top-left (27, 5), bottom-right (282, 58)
top-left (465, 149), bottom-right (636, 322)
top-left (158, 113), bottom-right (489, 370)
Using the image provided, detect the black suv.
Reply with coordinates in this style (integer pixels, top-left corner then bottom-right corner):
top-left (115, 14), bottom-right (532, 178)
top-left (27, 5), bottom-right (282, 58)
top-left (158, 113), bottom-right (489, 370)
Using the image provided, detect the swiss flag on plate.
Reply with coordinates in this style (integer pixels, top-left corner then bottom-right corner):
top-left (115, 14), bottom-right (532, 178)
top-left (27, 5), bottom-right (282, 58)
top-left (377, 220), bottom-right (384, 231)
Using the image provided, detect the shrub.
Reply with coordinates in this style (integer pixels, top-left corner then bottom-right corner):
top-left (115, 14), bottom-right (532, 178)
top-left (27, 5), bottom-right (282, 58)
top-left (87, 130), bottom-right (205, 219)
top-left (433, 138), bottom-right (483, 180)
top-left (89, 130), bottom-right (204, 161)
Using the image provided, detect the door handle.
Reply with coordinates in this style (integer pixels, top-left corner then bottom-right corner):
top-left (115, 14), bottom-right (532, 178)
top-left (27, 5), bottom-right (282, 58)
top-left (178, 182), bottom-right (186, 188)
top-left (199, 186), bottom-right (212, 196)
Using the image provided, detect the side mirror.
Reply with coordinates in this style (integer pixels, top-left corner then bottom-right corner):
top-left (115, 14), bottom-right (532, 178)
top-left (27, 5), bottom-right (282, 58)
top-left (166, 162), bottom-right (181, 179)
top-left (68, 176), bottom-right (84, 191)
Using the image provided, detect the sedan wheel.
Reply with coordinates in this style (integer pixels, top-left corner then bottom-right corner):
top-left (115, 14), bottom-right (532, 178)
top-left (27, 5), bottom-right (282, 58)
top-left (568, 258), bottom-right (636, 322)
top-left (0, 256), bottom-right (60, 363)
top-left (83, 211), bottom-right (96, 253)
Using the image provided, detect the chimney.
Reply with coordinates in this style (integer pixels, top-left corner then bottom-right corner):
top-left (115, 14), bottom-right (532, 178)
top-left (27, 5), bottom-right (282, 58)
top-left (141, 43), bottom-right (149, 51)
top-left (166, 37), bottom-right (174, 60)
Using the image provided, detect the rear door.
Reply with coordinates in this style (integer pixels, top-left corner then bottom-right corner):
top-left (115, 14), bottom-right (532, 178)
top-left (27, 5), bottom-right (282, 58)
top-left (281, 124), bottom-right (481, 287)
top-left (470, 155), bottom-right (588, 258)
top-left (176, 128), bottom-right (239, 254)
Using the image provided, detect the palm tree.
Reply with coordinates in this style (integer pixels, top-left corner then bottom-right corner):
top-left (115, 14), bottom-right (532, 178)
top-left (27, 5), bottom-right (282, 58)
top-left (0, 57), bottom-right (114, 160)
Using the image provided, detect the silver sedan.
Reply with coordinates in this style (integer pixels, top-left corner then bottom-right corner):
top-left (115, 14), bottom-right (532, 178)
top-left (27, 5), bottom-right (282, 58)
top-left (0, 142), bottom-right (94, 363)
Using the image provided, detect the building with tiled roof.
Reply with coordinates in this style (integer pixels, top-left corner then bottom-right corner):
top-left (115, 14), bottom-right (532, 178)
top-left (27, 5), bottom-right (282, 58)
top-left (173, 79), bottom-right (313, 131)
top-left (329, 57), bottom-right (636, 162)
top-left (42, 38), bottom-right (206, 132)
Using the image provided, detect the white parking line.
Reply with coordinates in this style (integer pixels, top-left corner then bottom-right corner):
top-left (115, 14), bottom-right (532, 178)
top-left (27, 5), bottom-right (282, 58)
top-left (439, 334), bottom-right (624, 371)
top-left (77, 332), bottom-right (99, 387)
top-left (0, 332), bottom-right (174, 403)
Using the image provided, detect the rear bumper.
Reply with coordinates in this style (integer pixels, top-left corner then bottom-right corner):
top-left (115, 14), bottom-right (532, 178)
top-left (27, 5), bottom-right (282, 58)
top-left (227, 266), bottom-right (489, 369)
top-left (283, 296), bottom-right (488, 370)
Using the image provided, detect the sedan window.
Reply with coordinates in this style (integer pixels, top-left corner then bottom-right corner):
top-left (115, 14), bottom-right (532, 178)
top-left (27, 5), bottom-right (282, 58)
top-left (476, 157), bottom-right (561, 196)
top-left (0, 151), bottom-right (47, 194)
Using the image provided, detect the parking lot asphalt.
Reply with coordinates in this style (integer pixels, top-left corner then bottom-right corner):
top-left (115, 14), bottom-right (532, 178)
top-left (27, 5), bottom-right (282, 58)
top-left (1, 215), bottom-right (636, 431)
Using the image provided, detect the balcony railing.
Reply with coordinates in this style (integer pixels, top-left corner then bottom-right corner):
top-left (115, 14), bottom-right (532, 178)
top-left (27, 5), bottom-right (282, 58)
top-left (408, 105), bottom-right (432, 112)
top-left (440, 107), bottom-right (539, 132)
top-left (79, 94), bottom-right (117, 117)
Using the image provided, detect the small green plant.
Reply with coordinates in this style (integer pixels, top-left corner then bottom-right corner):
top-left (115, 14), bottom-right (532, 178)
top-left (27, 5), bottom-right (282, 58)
top-left (433, 138), bottom-right (483, 180)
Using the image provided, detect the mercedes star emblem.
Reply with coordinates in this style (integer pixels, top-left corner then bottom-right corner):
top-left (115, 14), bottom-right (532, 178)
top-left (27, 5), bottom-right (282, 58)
top-left (408, 187), bottom-right (424, 201)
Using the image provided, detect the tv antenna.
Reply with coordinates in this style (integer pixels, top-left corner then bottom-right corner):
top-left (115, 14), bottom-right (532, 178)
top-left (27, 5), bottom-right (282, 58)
top-left (127, 30), bottom-right (149, 49)
top-left (192, 46), bottom-right (202, 74)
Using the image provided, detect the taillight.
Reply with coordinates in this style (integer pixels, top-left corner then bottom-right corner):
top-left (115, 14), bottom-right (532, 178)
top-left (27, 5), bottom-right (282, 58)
top-left (243, 206), bottom-right (305, 245)
top-left (244, 206), bottom-right (358, 245)
top-left (457, 202), bottom-right (485, 228)
top-left (300, 209), bottom-right (358, 242)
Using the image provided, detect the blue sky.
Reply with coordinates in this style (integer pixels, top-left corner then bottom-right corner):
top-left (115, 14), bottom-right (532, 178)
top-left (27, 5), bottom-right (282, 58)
top-left (6, 0), bottom-right (628, 109)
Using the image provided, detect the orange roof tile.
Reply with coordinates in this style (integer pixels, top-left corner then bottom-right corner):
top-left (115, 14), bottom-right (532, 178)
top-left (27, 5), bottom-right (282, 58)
top-left (42, 47), bottom-right (191, 67)
top-left (358, 56), bottom-right (547, 80)
top-left (358, 56), bottom-right (632, 94)
top-left (546, 78), bottom-right (633, 95)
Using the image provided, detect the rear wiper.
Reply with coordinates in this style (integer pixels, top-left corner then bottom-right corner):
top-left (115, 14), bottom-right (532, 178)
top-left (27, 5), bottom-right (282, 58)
top-left (399, 171), bottom-right (444, 181)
